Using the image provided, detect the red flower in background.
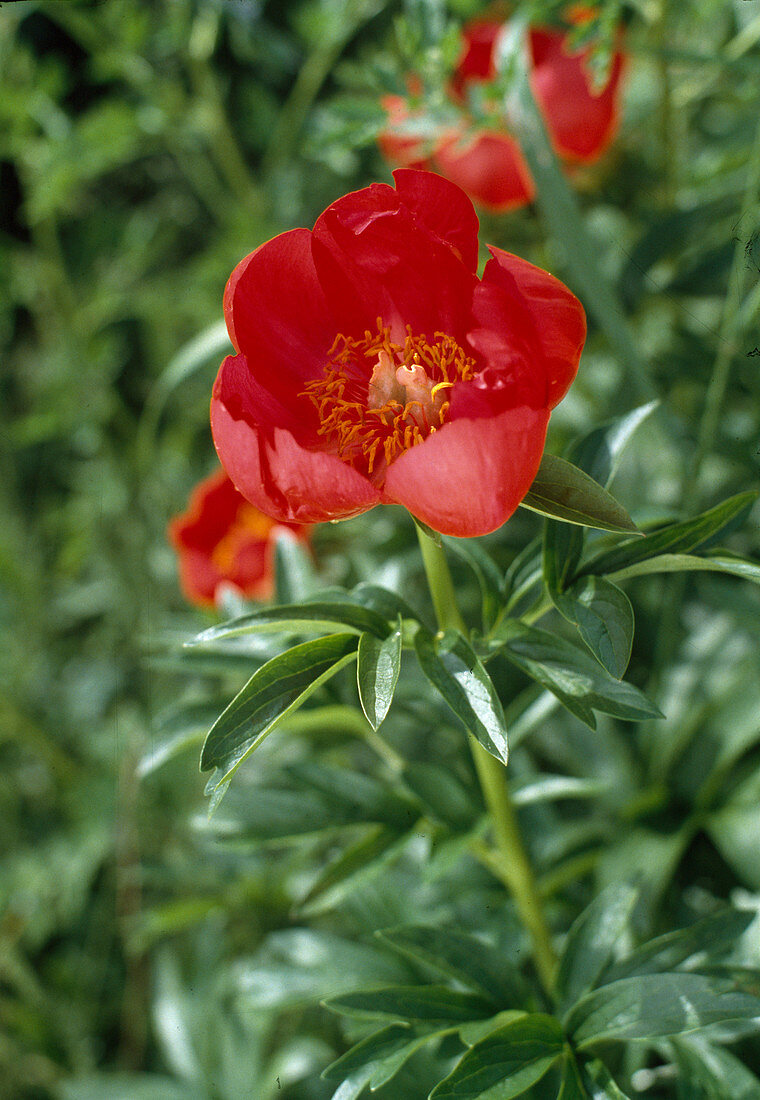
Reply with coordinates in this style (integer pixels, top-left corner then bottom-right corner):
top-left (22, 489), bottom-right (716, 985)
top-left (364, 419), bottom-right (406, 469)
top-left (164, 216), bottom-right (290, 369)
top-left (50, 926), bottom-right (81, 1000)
top-left (211, 170), bottom-right (585, 538)
top-left (168, 468), bottom-right (311, 608)
top-left (379, 13), bottom-right (625, 213)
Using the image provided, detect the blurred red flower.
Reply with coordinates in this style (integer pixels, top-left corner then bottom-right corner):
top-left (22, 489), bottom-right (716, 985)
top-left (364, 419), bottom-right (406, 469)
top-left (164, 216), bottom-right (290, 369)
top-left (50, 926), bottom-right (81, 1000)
top-left (168, 467), bottom-right (310, 607)
top-left (211, 169), bottom-right (585, 538)
top-left (379, 13), bottom-right (626, 212)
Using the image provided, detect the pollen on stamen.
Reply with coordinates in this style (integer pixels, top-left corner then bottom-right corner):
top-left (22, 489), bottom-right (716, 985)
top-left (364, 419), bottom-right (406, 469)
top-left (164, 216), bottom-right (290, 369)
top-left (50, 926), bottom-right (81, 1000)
top-left (301, 318), bottom-right (476, 481)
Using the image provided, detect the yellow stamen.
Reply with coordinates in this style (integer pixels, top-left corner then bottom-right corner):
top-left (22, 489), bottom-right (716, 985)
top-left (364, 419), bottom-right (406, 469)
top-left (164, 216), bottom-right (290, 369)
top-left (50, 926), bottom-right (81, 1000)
top-left (302, 319), bottom-right (475, 482)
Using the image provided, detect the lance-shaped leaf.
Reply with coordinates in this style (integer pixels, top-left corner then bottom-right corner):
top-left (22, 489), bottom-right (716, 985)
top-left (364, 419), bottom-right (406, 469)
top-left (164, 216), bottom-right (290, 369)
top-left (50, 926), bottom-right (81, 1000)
top-left (565, 971), bottom-right (760, 1047)
top-left (357, 624), bottom-right (402, 730)
top-left (234, 929), bottom-right (410, 1012)
top-left (671, 1036), bottom-right (760, 1098)
top-left (321, 1024), bottom-right (443, 1094)
top-left (551, 577), bottom-right (635, 679)
top-left (581, 1060), bottom-right (631, 1099)
top-left (555, 884), bottom-right (639, 1013)
top-left (602, 908), bottom-right (755, 984)
top-left (351, 582), bottom-right (423, 624)
top-left (521, 456), bottom-right (639, 533)
top-left (491, 622), bottom-right (661, 729)
top-left (430, 1014), bottom-right (565, 1099)
top-left (377, 925), bottom-right (526, 1005)
top-left (544, 402), bottom-right (659, 595)
top-left (414, 629), bottom-right (509, 764)
top-left (189, 599), bottom-right (390, 645)
top-left (505, 538), bottom-right (544, 617)
top-left (402, 761), bottom-right (479, 829)
top-left (581, 491), bottom-right (758, 578)
top-left (273, 528), bottom-right (318, 604)
top-left (558, 1053), bottom-right (589, 1100)
top-left (200, 634), bottom-right (359, 785)
top-left (325, 985), bottom-right (495, 1024)
top-left (607, 550), bottom-right (760, 586)
top-left (298, 826), bottom-right (411, 917)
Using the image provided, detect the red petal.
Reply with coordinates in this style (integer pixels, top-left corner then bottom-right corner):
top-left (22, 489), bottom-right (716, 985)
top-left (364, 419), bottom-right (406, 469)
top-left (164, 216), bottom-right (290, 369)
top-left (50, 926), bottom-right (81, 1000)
top-left (224, 228), bottom-right (336, 396)
top-left (391, 168), bottom-right (480, 272)
top-left (382, 405), bottom-right (549, 537)
top-left (168, 467), bottom-right (241, 552)
top-left (177, 547), bottom-right (225, 607)
top-left (311, 176), bottom-right (477, 342)
top-left (472, 247), bottom-right (586, 409)
top-left (214, 353), bottom-right (320, 444)
top-left (453, 20), bottom-right (501, 86)
top-left (212, 378), bottom-right (382, 525)
top-left (530, 27), bottom-right (625, 163)
top-left (433, 131), bottom-right (535, 213)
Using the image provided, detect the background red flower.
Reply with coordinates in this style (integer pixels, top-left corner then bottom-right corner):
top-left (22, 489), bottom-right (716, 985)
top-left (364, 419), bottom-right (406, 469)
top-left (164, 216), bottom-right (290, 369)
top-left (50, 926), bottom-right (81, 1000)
top-left (168, 468), bottom-right (311, 607)
top-left (379, 13), bottom-right (626, 212)
top-left (211, 170), bottom-right (585, 538)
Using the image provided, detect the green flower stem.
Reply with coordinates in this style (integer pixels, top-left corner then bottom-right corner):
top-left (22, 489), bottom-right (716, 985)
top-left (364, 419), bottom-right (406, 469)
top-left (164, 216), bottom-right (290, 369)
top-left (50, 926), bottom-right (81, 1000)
top-left (415, 527), bottom-right (557, 996)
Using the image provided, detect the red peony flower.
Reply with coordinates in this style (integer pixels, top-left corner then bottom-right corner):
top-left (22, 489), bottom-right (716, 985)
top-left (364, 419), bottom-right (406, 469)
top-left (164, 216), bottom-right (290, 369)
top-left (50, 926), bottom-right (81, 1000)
top-left (211, 169), bottom-right (585, 538)
top-left (168, 467), bottom-right (311, 607)
top-left (379, 13), bottom-right (625, 213)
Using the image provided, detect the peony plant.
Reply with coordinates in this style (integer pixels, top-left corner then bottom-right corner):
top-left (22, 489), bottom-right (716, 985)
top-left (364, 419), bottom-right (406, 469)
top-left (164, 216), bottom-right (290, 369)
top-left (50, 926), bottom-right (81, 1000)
top-left (178, 164), bottom-right (760, 1097)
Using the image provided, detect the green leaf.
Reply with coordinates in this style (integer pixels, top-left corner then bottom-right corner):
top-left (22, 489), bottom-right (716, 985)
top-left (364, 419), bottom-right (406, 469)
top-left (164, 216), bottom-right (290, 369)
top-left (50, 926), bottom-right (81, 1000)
top-left (555, 884), bottom-right (639, 1012)
top-left (512, 775), bottom-right (606, 807)
top-left (505, 539), bottom-right (544, 617)
top-left (190, 600), bottom-right (390, 644)
top-left (325, 985), bottom-right (495, 1023)
top-left (582, 492), bottom-right (758, 579)
top-left (274, 529), bottom-right (318, 604)
top-left (200, 634), bottom-right (359, 786)
top-left (552, 577), bottom-right (635, 678)
top-left (671, 1036), bottom-right (760, 1099)
top-left (357, 624), bottom-right (402, 730)
top-left (200, 787), bottom-right (365, 842)
top-left (402, 761), bottom-right (479, 829)
top-left (708, 769), bottom-right (760, 888)
top-left (445, 537), bottom-right (505, 632)
top-left (352, 582), bottom-right (422, 624)
top-left (558, 1054), bottom-right (589, 1100)
top-left (286, 761), bottom-right (418, 828)
top-left (603, 908), bottom-right (755, 984)
top-left (543, 402), bottom-right (659, 596)
top-left (136, 701), bottom-right (228, 778)
top-left (571, 403), bottom-right (660, 490)
top-left (580, 1060), bottom-right (631, 1099)
top-left (377, 925), bottom-right (525, 1005)
top-left (490, 622), bottom-right (662, 729)
top-left (414, 629), bottom-right (509, 764)
top-left (234, 930), bottom-right (410, 1011)
top-left (322, 1024), bottom-right (442, 1092)
top-left (430, 1014), bottom-right (565, 1099)
top-left (299, 826), bottom-right (411, 917)
top-left (606, 550), bottom-right (760, 586)
top-left (521, 457), bottom-right (639, 534)
top-left (565, 972), bottom-right (760, 1047)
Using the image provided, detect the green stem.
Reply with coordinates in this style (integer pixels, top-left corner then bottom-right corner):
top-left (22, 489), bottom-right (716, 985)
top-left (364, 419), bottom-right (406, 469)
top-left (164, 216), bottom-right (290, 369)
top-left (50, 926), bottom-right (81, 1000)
top-left (415, 527), bottom-right (557, 995)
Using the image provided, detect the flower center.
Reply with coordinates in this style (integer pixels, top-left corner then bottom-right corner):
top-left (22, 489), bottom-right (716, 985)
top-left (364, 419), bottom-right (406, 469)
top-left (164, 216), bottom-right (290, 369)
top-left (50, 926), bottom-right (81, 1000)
top-left (302, 319), bottom-right (476, 481)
